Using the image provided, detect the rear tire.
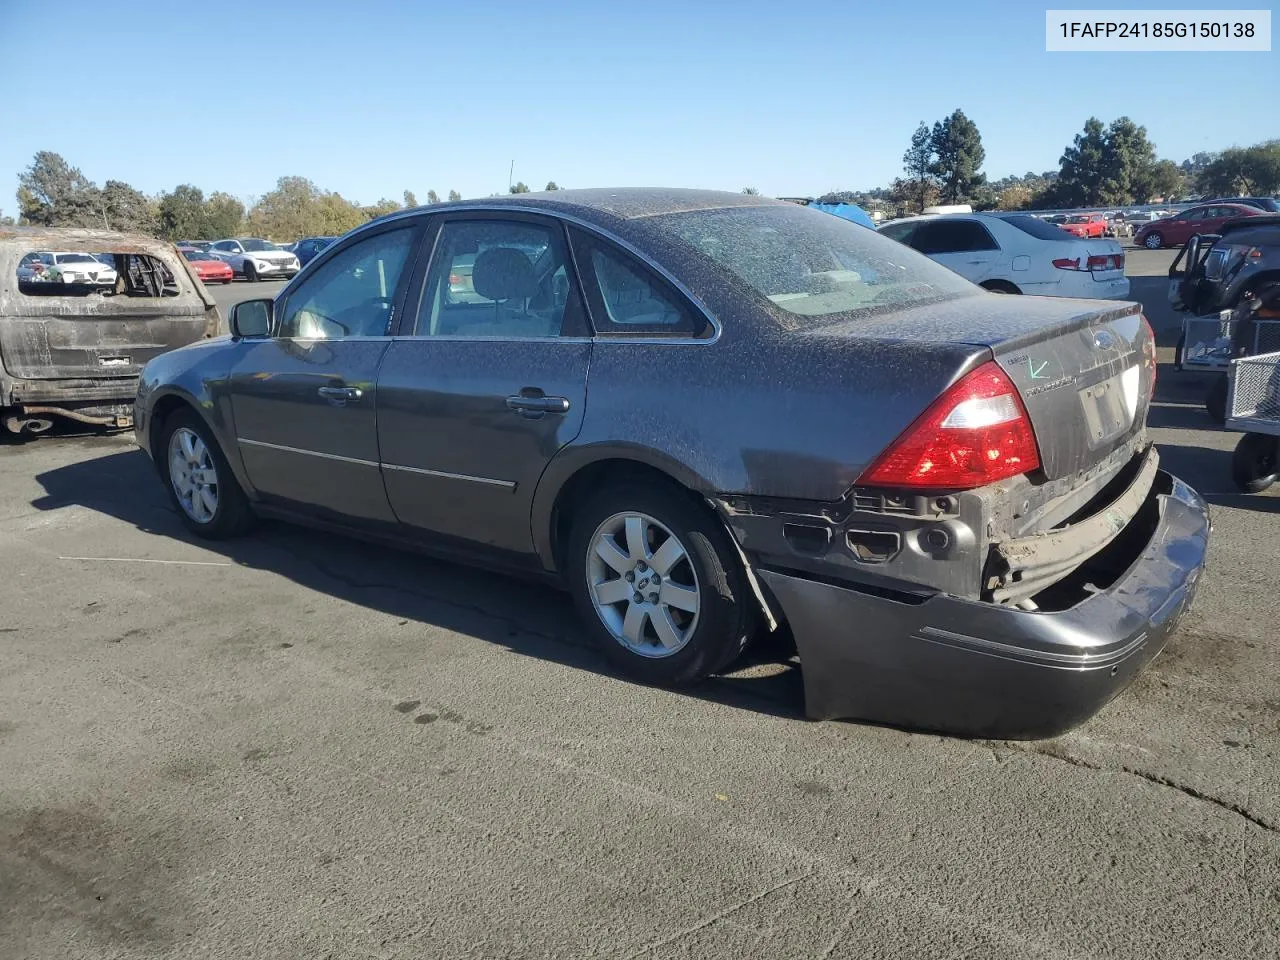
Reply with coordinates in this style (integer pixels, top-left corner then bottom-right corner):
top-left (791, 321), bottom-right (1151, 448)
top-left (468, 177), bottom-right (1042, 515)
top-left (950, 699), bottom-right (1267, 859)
top-left (1205, 376), bottom-right (1228, 424)
top-left (565, 481), bottom-right (755, 685)
top-left (156, 407), bottom-right (255, 538)
top-left (1232, 433), bottom-right (1279, 494)
top-left (1144, 232), bottom-right (1163, 250)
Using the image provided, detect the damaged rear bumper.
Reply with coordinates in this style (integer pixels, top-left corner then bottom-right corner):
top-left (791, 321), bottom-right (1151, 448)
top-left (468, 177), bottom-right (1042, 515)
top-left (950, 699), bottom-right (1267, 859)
top-left (756, 470), bottom-right (1209, 739)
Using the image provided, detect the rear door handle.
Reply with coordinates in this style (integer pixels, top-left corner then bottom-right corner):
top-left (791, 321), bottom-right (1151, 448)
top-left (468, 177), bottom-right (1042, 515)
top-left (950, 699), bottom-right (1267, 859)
top-left (506, 395), bottom-right (570, 414)
top-left (318, 385), bottom-right (363, 403)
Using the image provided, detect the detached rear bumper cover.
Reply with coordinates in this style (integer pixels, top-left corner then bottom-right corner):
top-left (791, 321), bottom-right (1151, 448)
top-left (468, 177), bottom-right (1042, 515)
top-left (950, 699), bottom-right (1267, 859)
top-left (757, 471), bottom-right (1209, 739)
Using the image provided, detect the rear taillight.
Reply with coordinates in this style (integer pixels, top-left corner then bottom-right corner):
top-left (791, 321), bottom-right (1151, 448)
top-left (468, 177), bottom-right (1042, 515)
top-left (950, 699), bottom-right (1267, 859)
top-left (1053, 257), bottom-right (1081, 270)
top-left (859, 361), bottom-right (1041, 490)
top-left (1086, 254), bottom-right (1124, 271)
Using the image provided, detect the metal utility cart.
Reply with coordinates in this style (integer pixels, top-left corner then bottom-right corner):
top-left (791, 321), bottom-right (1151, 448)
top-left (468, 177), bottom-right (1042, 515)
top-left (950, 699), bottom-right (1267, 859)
top-left (1226, 349), bottom-right (1280, 492)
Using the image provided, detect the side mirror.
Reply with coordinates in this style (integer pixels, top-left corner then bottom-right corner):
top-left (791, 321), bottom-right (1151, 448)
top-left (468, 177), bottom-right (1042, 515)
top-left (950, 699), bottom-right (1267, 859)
top-left (230, 299), bottom-right (272, 338)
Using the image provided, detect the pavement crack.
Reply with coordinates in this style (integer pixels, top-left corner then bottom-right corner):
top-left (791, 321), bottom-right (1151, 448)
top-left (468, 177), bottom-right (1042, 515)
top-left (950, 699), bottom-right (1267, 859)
top-left (1002, 744), bottom-right (1278, 834)
top-left (617, 871), bottom-right (815, 958)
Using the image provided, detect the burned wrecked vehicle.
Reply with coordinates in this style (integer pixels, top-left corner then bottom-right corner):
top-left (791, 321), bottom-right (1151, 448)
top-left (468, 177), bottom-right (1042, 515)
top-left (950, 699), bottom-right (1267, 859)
top-left (1, 228), bottom-right (221, 436)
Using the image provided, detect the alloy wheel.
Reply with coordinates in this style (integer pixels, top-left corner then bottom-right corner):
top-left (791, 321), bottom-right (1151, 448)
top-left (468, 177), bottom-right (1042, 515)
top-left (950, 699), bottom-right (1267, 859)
top-left (168, 427), bottom-right (219, 524)
top-left (586, 511), bottom-right (700, 658)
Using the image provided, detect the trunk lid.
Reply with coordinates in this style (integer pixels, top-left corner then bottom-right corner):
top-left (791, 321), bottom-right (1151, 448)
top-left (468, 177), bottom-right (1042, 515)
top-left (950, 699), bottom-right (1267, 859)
top-left (811, 293), bottom-right (1154, 481)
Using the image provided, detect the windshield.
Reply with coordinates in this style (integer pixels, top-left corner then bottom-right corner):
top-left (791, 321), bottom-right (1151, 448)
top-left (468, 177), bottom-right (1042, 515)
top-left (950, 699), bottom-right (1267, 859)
top-left (650, 204), bottom-right (975, 323)
top-left (1066, 215), bottom-right (1090, 224)
top-left (183, 251), bottom-right (213, 261)
top-left (241, 239), bottom-right (278, 252)
top-left (54, 253), bottom-right (99, 264)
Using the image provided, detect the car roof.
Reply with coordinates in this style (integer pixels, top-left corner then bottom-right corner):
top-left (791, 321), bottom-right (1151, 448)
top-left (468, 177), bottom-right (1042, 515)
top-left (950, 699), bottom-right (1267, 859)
top-left (372, 188), bottom-right (794, 228)
top-left (1222, 213), bottom-right (1280, 234)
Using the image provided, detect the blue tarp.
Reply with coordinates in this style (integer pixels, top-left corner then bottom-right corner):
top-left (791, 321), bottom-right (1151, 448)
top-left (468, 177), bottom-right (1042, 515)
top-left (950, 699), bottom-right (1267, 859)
top-left (807, 202), bottom-right (876, 229)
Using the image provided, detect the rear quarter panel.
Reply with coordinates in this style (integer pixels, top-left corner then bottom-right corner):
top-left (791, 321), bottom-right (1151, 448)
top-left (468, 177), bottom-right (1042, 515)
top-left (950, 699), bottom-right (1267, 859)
top-left (558, 330), bottom-right (983, 502)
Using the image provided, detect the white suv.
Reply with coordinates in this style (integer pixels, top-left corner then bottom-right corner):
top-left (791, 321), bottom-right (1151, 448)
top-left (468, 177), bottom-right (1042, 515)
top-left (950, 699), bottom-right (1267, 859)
top-left (879, 213), bottom-right (1130, 299)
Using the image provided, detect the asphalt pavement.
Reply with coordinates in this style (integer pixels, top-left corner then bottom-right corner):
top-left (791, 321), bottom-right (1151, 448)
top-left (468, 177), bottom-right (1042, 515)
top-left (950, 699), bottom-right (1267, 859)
top-left (1, 251), bottom-right (1277, 959)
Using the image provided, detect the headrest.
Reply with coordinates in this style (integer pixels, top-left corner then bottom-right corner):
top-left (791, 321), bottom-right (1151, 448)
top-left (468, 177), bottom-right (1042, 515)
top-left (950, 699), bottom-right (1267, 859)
top-left (471, 247), bottom-right (536, 301)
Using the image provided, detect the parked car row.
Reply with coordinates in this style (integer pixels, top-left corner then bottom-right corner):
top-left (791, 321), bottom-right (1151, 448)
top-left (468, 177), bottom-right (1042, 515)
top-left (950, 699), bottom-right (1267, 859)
top-left (170, 236), bottom-right (336, 282)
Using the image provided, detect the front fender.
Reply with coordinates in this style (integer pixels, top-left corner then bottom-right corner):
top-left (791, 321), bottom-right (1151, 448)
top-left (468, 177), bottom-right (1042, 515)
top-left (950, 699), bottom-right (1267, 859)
top-left (135, 338), bottom-right (253, 496)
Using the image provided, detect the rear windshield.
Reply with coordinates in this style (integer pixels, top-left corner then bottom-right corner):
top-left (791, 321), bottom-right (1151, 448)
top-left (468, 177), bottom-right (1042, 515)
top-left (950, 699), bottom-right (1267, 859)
top-left (648, 204), bottom-right (975, 323)
top-left (1000, 215), bottom-right (1075, 241)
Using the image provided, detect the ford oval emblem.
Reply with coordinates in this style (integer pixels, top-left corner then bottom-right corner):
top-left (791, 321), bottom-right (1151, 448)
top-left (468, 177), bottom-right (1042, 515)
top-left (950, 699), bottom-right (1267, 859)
top-left (1093, 330), bottom-right (1115, 349)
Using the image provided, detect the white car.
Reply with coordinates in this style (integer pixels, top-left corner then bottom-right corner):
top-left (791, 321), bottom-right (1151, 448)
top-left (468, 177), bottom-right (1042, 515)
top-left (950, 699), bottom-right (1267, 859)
top-left (18, 251), bottom-right (118, 287)
top-left (878, 213), bottom-right (1130, 299)
top-left (208, 237), bottom-right (300, 282)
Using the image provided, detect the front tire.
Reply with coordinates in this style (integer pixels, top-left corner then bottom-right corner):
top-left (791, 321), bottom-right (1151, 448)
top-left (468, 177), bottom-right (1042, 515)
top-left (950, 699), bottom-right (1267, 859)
top-left (1232, 433), bottom-right (1279, 494)
top-left (243, 261), bottom-right (258, 282)
top-left (157, 408), bottom-right (254, 538)
top-left (566, 482), bottom-right (755, 685)
top-left (1144, 232), bottom-right (1164, 250)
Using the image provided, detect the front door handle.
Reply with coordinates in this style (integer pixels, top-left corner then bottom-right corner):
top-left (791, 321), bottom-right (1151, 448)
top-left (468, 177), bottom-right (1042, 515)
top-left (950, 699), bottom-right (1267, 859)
top-left (506, 395), bottom-right (570, 415)
top-left (318, 385), bottom-right (363, 403)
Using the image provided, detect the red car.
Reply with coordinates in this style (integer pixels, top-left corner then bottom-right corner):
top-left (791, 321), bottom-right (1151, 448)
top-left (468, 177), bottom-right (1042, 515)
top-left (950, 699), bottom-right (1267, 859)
top-left (1060, 213), bottom-right (1107, 239)
top-left (181, 248), bottom-right (234, 284)
top-left (1134, 203), bottom-right (1263, 249)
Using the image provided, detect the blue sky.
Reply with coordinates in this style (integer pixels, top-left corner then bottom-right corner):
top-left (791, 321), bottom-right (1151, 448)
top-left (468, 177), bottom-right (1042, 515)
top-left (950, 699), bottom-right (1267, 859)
top-left (0, 0), bottom-right (1275, 212)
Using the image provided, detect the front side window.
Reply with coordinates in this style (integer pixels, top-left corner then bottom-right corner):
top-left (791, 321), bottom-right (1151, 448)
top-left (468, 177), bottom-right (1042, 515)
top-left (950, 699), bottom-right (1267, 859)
top-left (415, 219), bottom-right (575, 338)
top-left (277, 227), bottom-right (415, 339)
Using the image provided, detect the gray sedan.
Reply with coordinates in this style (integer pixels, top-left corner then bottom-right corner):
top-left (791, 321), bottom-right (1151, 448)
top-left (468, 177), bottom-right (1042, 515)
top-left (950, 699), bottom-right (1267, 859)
top-left (134, 189), bottom-right (1208, 738)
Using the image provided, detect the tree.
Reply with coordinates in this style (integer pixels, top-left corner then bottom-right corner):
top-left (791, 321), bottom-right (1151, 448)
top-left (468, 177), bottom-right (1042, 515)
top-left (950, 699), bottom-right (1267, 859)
top-left (929, 110), bottom-right (986, 203)
top-left (203, 192), bottom-right (245, 238)
top-left (901, 121), bottom-right (936, 213)
top-left (403, 190), bottom-right (417, 208)
top-left (448, 189), bottom-right (461, 202)
top-left (1199, 142), bottom-right (1280, 196)
top-left (1132, 159), bottom-right (1183, 202)
top-left (99, 180), bottom-right (157, 234)
top-left (248, 176), bottom-right (364, 239)
top-left (158, 184), bottom-right (207, 239)
top-left (996, 184), bottom-right (1034, 210)
top-left (0, 209), bottom-right (13, 226)
top-left (1050, 117), bottom-right (1109, 207)
top-left (17, 150), bottom-right (101, 226)
top-left (741, 186), bottom-right (760, 195)
top-left (426, 189), bottom-right (439, 204)
top-left (1099, 116), bottom-right (1158, 202)
top-left (545, 181), bottom-right (560, 191)
top-left (362, 197), bottom-right (403, 220)
top-left (509, 182), bottom-right (530, 194)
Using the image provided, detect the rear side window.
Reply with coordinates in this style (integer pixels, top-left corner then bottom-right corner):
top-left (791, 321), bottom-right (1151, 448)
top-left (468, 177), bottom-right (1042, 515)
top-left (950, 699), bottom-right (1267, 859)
top-left (571, 230), bottom-right (706, 337)
top-left (910, 220), bottom-right (998, 255)
top-left (16, 249), bottom-right (179, 298)
top-left (878, 221), bottom-right (921, 245)
top-left (1000, 215), bottom-right (1074, 242)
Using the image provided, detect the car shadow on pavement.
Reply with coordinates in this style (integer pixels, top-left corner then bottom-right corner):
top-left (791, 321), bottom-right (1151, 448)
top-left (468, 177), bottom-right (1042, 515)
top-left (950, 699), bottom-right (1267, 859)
top-left (31, 447), bottom-right (806, 721)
